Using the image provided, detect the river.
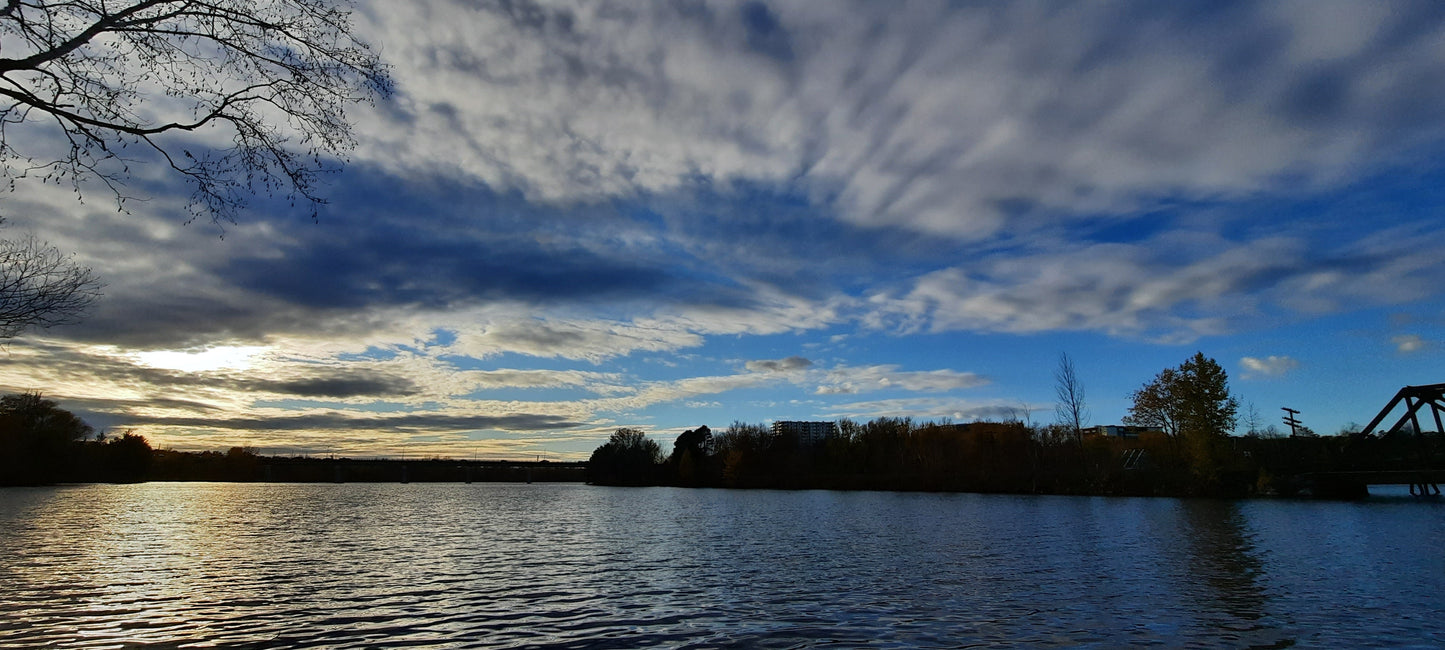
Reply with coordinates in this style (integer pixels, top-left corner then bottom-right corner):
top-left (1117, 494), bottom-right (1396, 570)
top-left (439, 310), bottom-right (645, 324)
top-left (2, 483), bottom-right (1442, 648)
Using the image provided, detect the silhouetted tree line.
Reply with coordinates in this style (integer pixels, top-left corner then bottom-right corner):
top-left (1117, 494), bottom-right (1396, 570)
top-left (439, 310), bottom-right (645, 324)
top-left (1, 392), bottom-right (152, 485)
top-left (586, 418), bottom-right (1443, 497)
top-left (587, 352), bottom-right (1444, 497)
top-left (148, 448), bottom-right (586, 483)
top-left (1, 392), bottom-right (586, 485)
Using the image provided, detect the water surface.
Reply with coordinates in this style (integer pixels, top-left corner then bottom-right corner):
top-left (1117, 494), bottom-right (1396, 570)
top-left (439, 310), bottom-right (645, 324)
top-left (2, 483), bottom-right (1442, 648)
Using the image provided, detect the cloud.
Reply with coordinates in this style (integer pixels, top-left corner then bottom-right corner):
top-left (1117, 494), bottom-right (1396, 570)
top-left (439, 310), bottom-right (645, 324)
top-left (356, 0), bottom-right (1445, 238)
top-left (815, 365), bottom-right (989, 395)
top-left (1240, 355), bottom-right (1300, 378)
top-left (123, 411), bottom-right (581, 433)
top-left (864, 237), bottom-right (1297, 340)
top-left (746, 356), bottom-right (813, 372)
top-left (6, 1), bottom-right (1445, 459)
top-left (449, 316), bottom-right (705, 362)
top-left (587, 373), bottom-right (778, 414)
top-left (864, 228), bottom-right (1445, 341)
top-left (460, 368), bottom-right (626, 394)
top-left (254, 375), bottom-right (420, 398)
top-left (820, 397), bottom-right (1026, 423)
top-left (1392, 334), bottom-right (1429, 353)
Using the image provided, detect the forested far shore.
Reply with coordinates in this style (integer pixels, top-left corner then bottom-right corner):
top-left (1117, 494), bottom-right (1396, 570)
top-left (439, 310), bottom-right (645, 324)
top-left (3, 441), bottom-right (587, 485)
top-left (588, 419), bottom-right (1445, 498)
top-left (0, 393), bottom-right (585, 485)
top-left (7, 347), bottom-right (1443, 495)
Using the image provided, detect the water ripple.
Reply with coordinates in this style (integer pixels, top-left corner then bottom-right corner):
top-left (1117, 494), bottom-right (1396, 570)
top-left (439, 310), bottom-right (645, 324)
top-left (3, 484), bottom-right (1444, 648)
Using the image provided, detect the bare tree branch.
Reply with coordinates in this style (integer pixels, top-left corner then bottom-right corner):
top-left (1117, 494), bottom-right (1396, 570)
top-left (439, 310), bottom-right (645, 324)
top-left (0, 0), bottom-right (392, 228)
top-left (1053, 351), bottom-right (1088, 445)
top-left (0, 219), bottom-right (101, 338)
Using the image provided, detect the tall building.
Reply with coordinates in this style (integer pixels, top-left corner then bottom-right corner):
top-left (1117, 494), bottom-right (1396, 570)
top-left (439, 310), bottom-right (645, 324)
top-left (771, 420), bottom-right (837, 445)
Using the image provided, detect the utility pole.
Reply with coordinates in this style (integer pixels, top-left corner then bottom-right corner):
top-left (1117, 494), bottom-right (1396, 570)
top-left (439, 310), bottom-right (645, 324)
top-left (1282, 407), bottom-right (1301, 437)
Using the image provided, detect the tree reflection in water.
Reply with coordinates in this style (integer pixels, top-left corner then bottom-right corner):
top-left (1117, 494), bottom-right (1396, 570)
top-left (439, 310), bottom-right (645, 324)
top-left (1179, 500), bottom-right (1294, 649)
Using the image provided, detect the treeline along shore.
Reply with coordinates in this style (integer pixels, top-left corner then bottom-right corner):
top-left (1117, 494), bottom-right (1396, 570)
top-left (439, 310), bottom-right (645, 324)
top-left (6, 346), bottom-right (1444, 497)
top-left (587, 352), bottom-right (1444, 499)
top-left (0, 393), bottom-right (585, 485)
top-left (150, 450), bottom-right (587, 484)
top-left (587, 419), bottom-right (1444, 498)
top-left (4, 436), bottom-right (586, 485)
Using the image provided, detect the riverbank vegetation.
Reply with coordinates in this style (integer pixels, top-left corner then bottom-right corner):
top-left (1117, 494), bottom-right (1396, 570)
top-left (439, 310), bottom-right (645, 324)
top-left (590, 417), bottom-right (1441, 497)
top-left (0, 391), bottom-right (583, 485)
top-left (0, 392), bottom-right (152, 485)
top-left (588, 352), bottom-right (1444, 498)
top-left (5, 350), bottom-right (1440, 495)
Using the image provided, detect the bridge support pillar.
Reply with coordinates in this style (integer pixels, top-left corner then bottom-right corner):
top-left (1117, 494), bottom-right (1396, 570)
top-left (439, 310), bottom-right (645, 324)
top-left (1408, 482), bottom-right (1441, 497)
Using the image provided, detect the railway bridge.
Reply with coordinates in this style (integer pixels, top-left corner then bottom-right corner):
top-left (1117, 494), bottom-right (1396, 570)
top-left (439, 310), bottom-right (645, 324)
top-left (1309, 383), bottom-right (1445, 497)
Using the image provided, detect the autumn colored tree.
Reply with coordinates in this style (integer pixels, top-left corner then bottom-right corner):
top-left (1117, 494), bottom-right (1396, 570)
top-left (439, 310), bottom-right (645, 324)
top-left (1125, 353), bottom-right (1239, 437)
top-left (1125, 367), bottom-right (1183, 436)
top-left (1172, 352), bottom-right (1240, 438)
top-left (1125, 352), bottom-right (1240, 486)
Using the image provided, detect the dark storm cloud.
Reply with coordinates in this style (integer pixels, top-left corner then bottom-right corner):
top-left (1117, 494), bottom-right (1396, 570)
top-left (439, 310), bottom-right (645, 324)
top-left (40, 166), bottom-right (775, 347)
top-left (255, 376), bottom-right (420, 398)
top-left (223, 232), bottom-right (670, 311)
top-left (745, 356), bottom-right (812, 373)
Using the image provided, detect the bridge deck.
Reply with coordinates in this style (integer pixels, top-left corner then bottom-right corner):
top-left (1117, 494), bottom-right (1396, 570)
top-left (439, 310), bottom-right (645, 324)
top-left (1304, 469), bottom-right (1445, 485)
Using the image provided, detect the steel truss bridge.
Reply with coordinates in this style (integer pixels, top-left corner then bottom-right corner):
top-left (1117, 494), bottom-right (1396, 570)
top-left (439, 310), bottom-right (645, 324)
top-left (1309, 383), bottom-right (1445, 496)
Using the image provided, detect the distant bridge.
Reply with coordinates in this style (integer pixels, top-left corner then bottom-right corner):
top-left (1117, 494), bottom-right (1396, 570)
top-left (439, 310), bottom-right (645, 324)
top-left (1328, 383), bottom-right (1445, 497)
top-left (1359, 383), bottom-right (1445, 438)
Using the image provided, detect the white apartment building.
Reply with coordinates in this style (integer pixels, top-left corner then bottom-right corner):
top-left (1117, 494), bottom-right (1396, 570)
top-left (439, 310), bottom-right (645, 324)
top-left (771, 420), bottom-right (837, 445)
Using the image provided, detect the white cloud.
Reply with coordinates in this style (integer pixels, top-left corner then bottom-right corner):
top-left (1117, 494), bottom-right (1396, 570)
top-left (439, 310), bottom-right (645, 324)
top-left (815, 364), bottom-right (989, 395)
top-left (862, 227), bottom-right (1445, 341)
top-left (134, 346), bottom-right (270, 373)
top-left (449, 316), bottom-right (703, 362)
top-left (1392, 334), bottom-right (1429, 354)
top-left (864, 237), bottom-right (1299, 340)
top-left (820, 397), bottom-right (1026, 423)
top-left (585, 372), bottom-right (778, 414)
top-left (1240, 355), bottom-right (1300, 378)
top-left (355, 1), bottom-right (1445, 237)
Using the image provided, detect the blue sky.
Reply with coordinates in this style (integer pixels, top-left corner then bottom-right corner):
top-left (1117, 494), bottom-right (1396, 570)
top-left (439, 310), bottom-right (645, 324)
top-left (4, 0), bottom-right (1445, 458)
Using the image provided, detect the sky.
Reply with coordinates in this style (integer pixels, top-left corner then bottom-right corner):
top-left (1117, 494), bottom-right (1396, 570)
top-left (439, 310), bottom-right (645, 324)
top-left (4, 0), bottom-right (1445, 460)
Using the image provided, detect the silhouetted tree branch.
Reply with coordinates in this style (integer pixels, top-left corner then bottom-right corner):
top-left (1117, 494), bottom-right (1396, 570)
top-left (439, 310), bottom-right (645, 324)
top-left (0, 220), bottom-right (100, 338)
top-left (1053, 351), bottom-right (1088, 446)
top-left (0, 0), bottom-right (392, 227)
